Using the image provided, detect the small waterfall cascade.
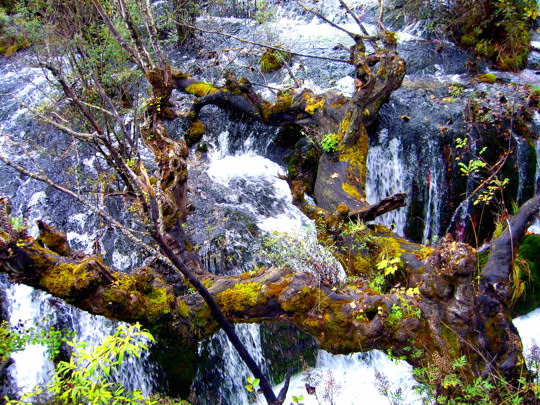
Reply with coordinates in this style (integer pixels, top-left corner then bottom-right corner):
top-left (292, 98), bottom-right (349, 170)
top-left (366, 130), bottom-right (410, 236)
top-left (1, 0), bottom-right (540, 403)
top-left (195, 324), bottom-right (268, 405)
top-left (419, 132), bottom-right (445, 245)
top-left (190, 124), bottom-right (416, 404)
top-left (0, 55), bottom-right (158, 399)
top-left (3, 282), bottom-right (157, 398)
top-left (529, 111), bottom-right (540, 234)
top-left (5, 284), bottom-right (57, 394)
top-left (279, 350), bottom-right (418, 405)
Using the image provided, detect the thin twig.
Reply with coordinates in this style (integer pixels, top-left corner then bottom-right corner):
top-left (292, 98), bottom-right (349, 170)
top-left (182, 23), bottom-right (353, 64)
top-left (297, 0), bottom-right (358, 40)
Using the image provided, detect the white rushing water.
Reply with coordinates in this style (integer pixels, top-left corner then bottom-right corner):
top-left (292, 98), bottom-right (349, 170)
top-left (4, 283), bottom-right (156, 397)
top-left (2, 0), bottom-right (540, 403)
top-left (366, 131), bottom-right (410, 236)
top-left (196, 130), bottom-right (417, 404)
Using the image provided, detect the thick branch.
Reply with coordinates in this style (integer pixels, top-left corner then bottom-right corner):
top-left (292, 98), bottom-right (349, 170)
top-left (480, 194), bottom-right (540, 301)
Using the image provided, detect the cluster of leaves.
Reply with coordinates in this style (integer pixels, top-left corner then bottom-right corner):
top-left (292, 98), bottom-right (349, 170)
top-left (413, 350), bottom-right (539, 404)
top-left (5, 322), bottom-right (190, 405)
top-left (0, 319), bottom-right (72, 363)
top-left (342, 220), bottom-right (405, 293)
top-left (455, 136), bottom-right (510, 208)
top-left (376, 344), bottom-right (540, 404)
top-left (320, 133), bottom-right (340, 153)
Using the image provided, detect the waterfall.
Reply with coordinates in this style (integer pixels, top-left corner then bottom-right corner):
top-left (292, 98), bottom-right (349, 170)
top-left (2, 0), bottom-right (540, 402)
top-left (0, 58), bottom-right (157, 399)
top-left (274, 350), bottom-right (418, 405)
top-left (3, 282), bottom-right (157, 397)
top-left (190, 125), bottom-right (416, 404)
top-left (366, 130), bottom-right (410, 236)
top-left (5, 284), bottom-right (57, 394)
top-left (529, 112), bottom-right (540, 234)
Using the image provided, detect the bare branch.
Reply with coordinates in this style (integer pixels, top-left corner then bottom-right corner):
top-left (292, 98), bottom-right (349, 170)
top-left (138, 0), bottom-right (168, 68)
top-left (0, 150), bottom-right (166, 262)
top-left (297, 0), bottom-right (360, 41)
top-left (184, 23), bottom-right (353, 64)
top-left (8, 93), bottom-right (100, 141)
top-left (338, 0), bottom-right (377, 48)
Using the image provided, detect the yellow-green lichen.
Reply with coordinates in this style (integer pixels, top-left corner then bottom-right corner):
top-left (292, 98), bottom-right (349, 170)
top-left (176, 299), bottom-right (190, 318)
top-left (281, 286), bottom-right (318, 313)
top-left (217, 282), bottom-right (262, 313)
top-left (185, 82), bottom-right (219, 97)
top-left (341, 182), bottom-right (365, 201)
top-left (186, 120), bottom-right (205, 145)
top-left (478, 73), bottom-right (497, 84)
top-left (303, 93), bottom-right (325, 114)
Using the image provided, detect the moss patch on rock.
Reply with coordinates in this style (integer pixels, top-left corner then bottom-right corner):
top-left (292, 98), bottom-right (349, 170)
top-left (260, 48), bottom-right (291, 73)
top-left (217, 282), bottom-right (262, 313)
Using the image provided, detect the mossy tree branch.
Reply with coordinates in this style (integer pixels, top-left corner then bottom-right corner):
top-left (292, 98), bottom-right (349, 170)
top-left (1, 194), bottom-right (538, 400)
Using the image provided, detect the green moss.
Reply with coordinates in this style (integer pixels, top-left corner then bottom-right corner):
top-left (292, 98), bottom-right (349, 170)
top-left (145, 287), bottom-right (172, 320)
top-left (460, 33), bottom-right (478, 47)
top-left (440, 324), bottom-right (460, 355)
top-left (513, 235), bottom-right (540, 315)
top-left (281, 286), bottom-right (318, 313)
top-left (217, 282), bottom-right (262, 313)
top-left (186, 120), bottom-right (205, 146)
top-left (479, 73), bottom-right (497, 83)
top-left (185, 82), bottom-right (219, 97)
top-left (176, 299), bottom-right (190, 318)
top-left (260, 48), bottom-right (290, 73)
top-left (264, 90), bottom-right (294, 118)
top-left (40, 262), bottom-right (79, 299)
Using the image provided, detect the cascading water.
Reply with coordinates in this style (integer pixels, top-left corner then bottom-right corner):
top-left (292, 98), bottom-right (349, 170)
top-left (3, 283), bottom-right (157, 398)
top-left (366, 129), bottom-right (410, 236)
top-left (0, 57), bottom-right (157, 399)
top-left (187, 121), bottom-right (417, 404)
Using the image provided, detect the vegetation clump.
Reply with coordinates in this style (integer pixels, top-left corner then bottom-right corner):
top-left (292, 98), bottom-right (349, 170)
top-left (217, 282), bottom-right (262, 313)
top-left (260, 48), bottom-right (291, 73)
top-left (449, 0), bottom-right (536, 71)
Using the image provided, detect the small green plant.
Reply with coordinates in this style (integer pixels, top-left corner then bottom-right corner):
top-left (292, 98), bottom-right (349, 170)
top-left (321, 133), bottom-right (340, 153)
top-left (0, 319), bottom-right (72, 363)
top-left (245, 376), bottom-right (261, 403)
top-left (404, 348), bottom-right (540, 404)
top-left (9, 216), bottom-right (27, 232)
top-left (291, 394), bottom-right (304, 404)
top-left (253, 0), bottom-right (277, 24)
top-left (448, 83), bottom-right (464, 97)
top-left (6, 323), bottom-right (163, 405)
